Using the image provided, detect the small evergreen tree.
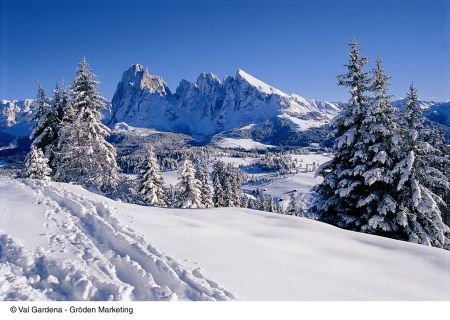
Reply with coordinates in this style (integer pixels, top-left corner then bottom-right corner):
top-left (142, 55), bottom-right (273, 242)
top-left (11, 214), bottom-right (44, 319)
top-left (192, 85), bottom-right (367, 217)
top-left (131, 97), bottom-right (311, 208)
top-left (240, 193), bottom-right (249, 208)
top-left (165, 184), bottom-right (178, 208)
top-left (195, 167), bottom-right (214, 208)
top-left (314, 38), bottom-right (371, 226)
top-left (25, 145), bottom-right (52, 180)
top-left (213, 176), bottom-right (225, 207)
top-left (286, 192), bottom-right (298, 215)
top-left (176, 159), bottom-right (202, 208)
top-left (138, 146), bottom-right (166, 206)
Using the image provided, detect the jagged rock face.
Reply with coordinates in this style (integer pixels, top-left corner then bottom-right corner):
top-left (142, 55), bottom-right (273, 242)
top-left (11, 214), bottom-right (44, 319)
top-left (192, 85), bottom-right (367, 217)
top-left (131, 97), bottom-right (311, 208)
top-left (110, 64), bottom-right (173, 129)
top-left (110, 65), bottom-right (341, 138)
top-left (111, 65), bottom-right (339, 136)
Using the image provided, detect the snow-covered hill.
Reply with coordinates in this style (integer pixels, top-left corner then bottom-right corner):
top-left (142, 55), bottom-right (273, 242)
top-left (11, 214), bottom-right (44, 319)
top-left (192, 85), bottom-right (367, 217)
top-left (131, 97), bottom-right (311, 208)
top-left (1, 176), bottom-right (449, 301)
top-left (110, 65), bottom-right (341, 142)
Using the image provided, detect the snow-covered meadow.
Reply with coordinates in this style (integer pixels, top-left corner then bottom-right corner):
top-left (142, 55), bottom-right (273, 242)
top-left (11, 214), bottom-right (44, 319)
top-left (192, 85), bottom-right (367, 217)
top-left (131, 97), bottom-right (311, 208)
top-left (1, 176), bottom-right (449, 301)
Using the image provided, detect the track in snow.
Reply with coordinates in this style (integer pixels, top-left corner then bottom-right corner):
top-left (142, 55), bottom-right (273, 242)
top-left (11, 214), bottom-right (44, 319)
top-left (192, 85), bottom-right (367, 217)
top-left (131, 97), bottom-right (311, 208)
top-left (0, 177), bottom-right (234, 301)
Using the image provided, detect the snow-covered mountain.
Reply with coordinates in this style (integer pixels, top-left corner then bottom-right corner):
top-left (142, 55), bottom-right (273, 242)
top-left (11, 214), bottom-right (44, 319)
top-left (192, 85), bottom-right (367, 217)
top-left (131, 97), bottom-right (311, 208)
top-left (423, 101), bottom-right (450, 126)
top-left (0, 99), bottom-right (34, 133)
top-left (2, 69), bottom-right (449, 151)
top-left (110, 65), bottom-right (341, 140)
top-left (0, 99), bottom-right (35, 150)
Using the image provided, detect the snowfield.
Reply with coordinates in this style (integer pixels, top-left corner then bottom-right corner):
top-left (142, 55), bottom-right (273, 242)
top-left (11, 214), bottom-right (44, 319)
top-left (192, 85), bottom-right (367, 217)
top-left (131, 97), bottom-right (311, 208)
top-left (216, 137), bottom-right (274, 150)
top-left (1, 176), bottom-right (450, 301)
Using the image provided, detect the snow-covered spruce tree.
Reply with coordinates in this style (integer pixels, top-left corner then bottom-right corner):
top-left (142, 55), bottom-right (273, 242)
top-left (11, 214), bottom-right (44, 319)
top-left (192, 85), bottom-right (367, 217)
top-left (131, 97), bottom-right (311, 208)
top-left (25, 145), bottom-right (52, 180)
top-left (314, 44), bottom-right (411, 240)
top-left (391, 85), bottom-right (449, 248)
top-left (30, 83), bottom-right (60, 164)
top-left (222, 163), bottom-right (242, 207)
top-left (54, 58), bottom-right (119, 191)
top-left (211, 160), bottom-right (243, 208)
top-left (350, 57), bottom-right (404, 235)
top-left (212, 175), bottom-right (225, 207)
top-left (420, 124), bottom-right (450, 228)
top-left (165, 184), bottom-right (178, 208)
top-left (314, 38), bottom-right (372, 227)
top-left (46, 83), bottom-right (69, 167)
top-left (51, 83), bottom-right (69, 128)
top-left (286, 192), bottom-right (299, 216)
top-left (176, 159), bottom-right (203, 208)
top-left (49, 84), bottom-right (72, 170)
top-left (138, 146), bottom-right (167, 206)
top-left (195, 167), bottom-right (214, 208)
top-left (212, 161), bottom-right (225, 206)
top-left (263, 194), bottom-right (275, 212)
top-left (240, 193), bottom-right (249, 208)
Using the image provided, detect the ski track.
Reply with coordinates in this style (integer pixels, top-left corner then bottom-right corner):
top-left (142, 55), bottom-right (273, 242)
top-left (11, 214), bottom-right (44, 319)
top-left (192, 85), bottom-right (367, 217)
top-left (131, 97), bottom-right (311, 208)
top-left (0, 178), bottom-right (234, 301)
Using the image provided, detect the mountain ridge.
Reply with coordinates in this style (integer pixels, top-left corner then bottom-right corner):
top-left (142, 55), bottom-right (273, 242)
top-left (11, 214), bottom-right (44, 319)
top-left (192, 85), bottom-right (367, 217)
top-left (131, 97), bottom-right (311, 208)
top-left (109, 64), bottom-right (341, 140)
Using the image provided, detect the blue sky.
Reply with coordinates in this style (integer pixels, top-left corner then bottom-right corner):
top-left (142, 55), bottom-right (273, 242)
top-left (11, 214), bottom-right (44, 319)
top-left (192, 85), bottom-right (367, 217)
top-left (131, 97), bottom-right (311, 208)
top-left (1, 0), bottom-right (449, 102)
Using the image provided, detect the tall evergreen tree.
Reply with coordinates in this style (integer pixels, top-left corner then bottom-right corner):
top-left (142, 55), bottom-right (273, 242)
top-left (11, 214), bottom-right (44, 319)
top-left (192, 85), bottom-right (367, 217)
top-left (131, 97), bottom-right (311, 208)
top-left (313, 44), bottom-right (438, 244)
top-left (176, 159), bottom-right (202, 208)
top-left (314, 38), bottom-right (371, 226)
top-left (351, 57), bottom-right (401, 235)
top-left (30, 83), bottom-right (59, 158)
top-left (25, 145), bottom-right (52, 180)
top-left (138, 146), bottom-right (167, 206)
top-left (421, 125), bottom-right (450, 227)
top-left (52, 83), bottom-right (69, 126)
top-left (391, 85), bottom-right (449, 248)
top-left (48, 84), bottom-right (69, 163)
top-left (54, 58), bottom-right (119, 190)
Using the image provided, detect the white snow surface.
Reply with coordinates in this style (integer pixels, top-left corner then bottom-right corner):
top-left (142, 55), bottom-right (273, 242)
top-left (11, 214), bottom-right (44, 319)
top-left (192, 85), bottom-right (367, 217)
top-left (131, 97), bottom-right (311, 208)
top-left (1, 176), bottom-right (450, 300)
top-left (216, 137), bottom-right (274, 150)
top-left (0, 177), bottom-right (233, 301)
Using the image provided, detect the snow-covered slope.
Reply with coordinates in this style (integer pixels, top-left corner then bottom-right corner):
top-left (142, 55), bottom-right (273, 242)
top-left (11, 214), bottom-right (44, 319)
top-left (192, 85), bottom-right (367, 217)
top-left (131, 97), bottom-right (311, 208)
top-left (214, 137), bottom-right (274, 150)
top-left (1, 176), bottom-right (449, 300)
top-left (110, 65), bottom-right (341, 141)
top-left (0, 177), bottom-right (233, 301)
top-left (424, 101), bottom-right (450, 126)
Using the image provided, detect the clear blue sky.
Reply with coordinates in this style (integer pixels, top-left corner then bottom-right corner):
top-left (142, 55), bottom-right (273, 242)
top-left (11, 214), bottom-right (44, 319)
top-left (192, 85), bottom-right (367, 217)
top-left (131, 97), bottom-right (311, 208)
top-left (1, 0), bottom-right (449, 102)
